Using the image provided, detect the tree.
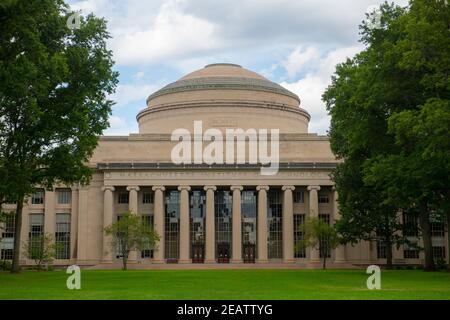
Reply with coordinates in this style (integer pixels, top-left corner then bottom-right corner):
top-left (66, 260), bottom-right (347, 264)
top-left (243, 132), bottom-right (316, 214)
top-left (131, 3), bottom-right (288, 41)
top-left (296, 217), bottom-right (341, 269)
top-left (104, 211), bottom-right (160, 270)
top-left (22, 232), bottom-right (57, 270)
top-left (0, 0), bottom-right (118, 273)
top-left (323, 0), bottom-right (449, 271)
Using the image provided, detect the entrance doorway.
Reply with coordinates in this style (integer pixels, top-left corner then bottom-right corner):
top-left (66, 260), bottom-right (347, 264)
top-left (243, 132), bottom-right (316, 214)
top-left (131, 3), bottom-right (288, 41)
top-left (217, 243), bottom-right (230, 263)
top-left (192, 244), bottom-right (204, 263)
top-left (243, 243), bottom-right (256, 263)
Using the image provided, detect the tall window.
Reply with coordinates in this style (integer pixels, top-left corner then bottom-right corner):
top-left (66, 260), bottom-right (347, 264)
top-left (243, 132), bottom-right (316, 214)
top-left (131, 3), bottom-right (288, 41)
top-left (31, 189), bottom-right (45, 205)
top-left (376, 240), bottom-right (387, 259)
top-left (404, 244), bottom-right (420, 259)
top-left (1, 213), bottom-right (15, 238)
top-left (318, 214), bottom-right (331, 258)
top-left (215, 190), bottom-right (232, 259)
top-left (403, 213), bottom-right (419, 259)
top-left (55, 214), bottom-right (71, 259)
top-left (57, 189), bottom-right (71, 204)
top-left (165, 190), bottom-right (180, 261)
top-left (189, 190), bottom-right (206, 258)
top-left (294, 214), bottom-right (306, 258)
top-left (1, 213), bottom-right (15, 260)
top-left (118, 192), bottom-right (129, 204)
top-left (430, 221), bottom-right (444, 237)
top-left (142, 192), bottom-right (154, 204)
top-left (403, 213), bottom-right (419, 237)
top-left (267, 190), bottom-right (282, 259)
top-left (241, 190), bottom-right (257, 246)
top-left (318, 192), bottom-right (329, 204)
top-left (28, 214), bottom-right (44, 258)
top-left (432, 246), bottom-right (446, 260)
top-left (141, 215), bottom-right (154, 258)
top-left (294, 191), bottom-right (304, 203)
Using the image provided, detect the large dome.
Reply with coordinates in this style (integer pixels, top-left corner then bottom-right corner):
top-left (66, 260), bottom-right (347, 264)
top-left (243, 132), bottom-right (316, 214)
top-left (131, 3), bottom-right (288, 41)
top-left (137, 63), bottom-right (310, 134)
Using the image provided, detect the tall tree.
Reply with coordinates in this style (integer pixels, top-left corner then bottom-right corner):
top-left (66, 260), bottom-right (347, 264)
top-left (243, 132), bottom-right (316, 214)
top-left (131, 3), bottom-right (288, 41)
top-left (0, 0), bottom-right (118, 273)
top-left (323, 0), bottom-right (449, 271)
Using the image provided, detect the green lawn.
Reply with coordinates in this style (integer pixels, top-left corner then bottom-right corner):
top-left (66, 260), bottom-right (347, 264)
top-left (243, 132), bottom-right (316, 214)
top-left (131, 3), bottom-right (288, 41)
top-left (1, 269), bottom-right (449, 300)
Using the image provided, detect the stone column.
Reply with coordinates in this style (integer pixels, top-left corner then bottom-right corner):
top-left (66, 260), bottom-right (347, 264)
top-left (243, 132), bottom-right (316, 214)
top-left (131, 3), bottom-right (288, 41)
top-left (178, 186), bottom-right (191, 263)
top-left (204, 186), bottom-right (216, 263)
top-left (257, 185), bottom-right (269, 263)
top-left (282, 185), bottom-right (295, 263)
top-left (127, 186), bottom-right (140, 214)
top-left (230, 186), bottom-right (243, 263)
top-left (127, 186), bottom-right (140, 262)
top-left (307, 185), bottom-right (321, 262)
top-left (44, 190), bottom-right (55, 240)
top-left (152, 186), bottom-right (165, 263)
top-left (77, 187), bottom-right (89, 263)
top-left (102, 186), bottom-right (115, 263)
top-left (70, 186), bottom-right (79, 261)
top-left (333, 187), bottom-right (346, 263)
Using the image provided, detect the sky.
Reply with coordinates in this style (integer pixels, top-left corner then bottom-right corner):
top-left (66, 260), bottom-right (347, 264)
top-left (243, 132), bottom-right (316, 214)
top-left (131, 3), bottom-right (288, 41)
top-left (68, 0), bottom-right (409, 136)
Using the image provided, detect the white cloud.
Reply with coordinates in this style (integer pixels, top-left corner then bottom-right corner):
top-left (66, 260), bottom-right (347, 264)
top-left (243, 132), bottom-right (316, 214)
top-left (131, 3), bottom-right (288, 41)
top-left (104, 116), bottom-right (133, 135)
top-left (109, 84), bottom-right (158, 108)
top-left (70, 0), bottom-right (409, 68)
top-left (133, 71), bottom-right (145, 79)
top-left (280, 45), bottom-right (363, 134)
top-left (282, 46), bottom-right (320, 78)
top-left (110, 0), bottom-right (219, 65)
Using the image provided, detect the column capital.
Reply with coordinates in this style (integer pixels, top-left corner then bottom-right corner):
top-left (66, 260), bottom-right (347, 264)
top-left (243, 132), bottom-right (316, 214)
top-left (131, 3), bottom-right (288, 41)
top-left (230, 185), bottom-right (243, 191)
top-left (101, 186), bottom-right (115, 192)
top-left (307, 185), bottom-right (321, 191)
top-left (178, 185), bottom-right (191, 191)
top-left (152, 185), bottom-right (165, 192)
top-left (256, 185), bottom-right (270, 191)
top-left (203, 185), bottom-right (217, 191)
top-left (282, 185), bottom-right (295, 191)
top-left (126, 186), bottom-right (140, 192)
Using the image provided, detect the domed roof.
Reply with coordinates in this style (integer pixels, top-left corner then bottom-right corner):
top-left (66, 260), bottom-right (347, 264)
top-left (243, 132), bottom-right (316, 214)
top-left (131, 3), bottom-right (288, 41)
top-left (146, 63), bottom-right (300, 104)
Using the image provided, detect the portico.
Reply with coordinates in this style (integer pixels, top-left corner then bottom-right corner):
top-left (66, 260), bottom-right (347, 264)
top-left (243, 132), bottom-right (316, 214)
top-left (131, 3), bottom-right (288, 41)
top-left (97, 165), bottom-right (346, 265)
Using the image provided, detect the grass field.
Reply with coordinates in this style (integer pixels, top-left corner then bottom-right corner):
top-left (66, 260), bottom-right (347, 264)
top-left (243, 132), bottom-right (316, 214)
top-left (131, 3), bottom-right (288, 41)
top-left (1, 269), bottom-right (450, 300)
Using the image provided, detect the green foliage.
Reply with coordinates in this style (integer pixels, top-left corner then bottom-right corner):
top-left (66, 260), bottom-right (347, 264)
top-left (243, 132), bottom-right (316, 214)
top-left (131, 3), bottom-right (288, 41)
top-left (0, 260), bottom-right (12, 271)
top-left (22, 232), bottom-right (57, 271)
top-left (296, 217), bottom-right (341, 269)
top-left (105, 211), bottom-right (160, 270)
top-left (323, 0), bottom-right (450, 271)
top-left (0, 0), bottom-right (118, 272)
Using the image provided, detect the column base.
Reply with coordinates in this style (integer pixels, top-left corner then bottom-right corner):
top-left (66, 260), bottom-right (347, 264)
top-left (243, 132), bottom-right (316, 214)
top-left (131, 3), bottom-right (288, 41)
top-left (205, 259), bottom-right (216, 264)
top-left (152, 259), bottom-right (166, 264)
top-left (231, 259), bottom-right (243, 264)
top-left (283, 259), bottom-right (295, 264)
top-left (178, 259), bottom-right (191, 264)
top-left (101, 259), bottom-right (113, 264)
top-left (256, 259), bottom-right (268, 264)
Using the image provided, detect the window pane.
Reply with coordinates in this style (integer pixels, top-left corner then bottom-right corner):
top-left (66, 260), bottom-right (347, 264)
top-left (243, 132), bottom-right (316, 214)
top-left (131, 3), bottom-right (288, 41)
top-left (57, 189), bottom-right (71, 204)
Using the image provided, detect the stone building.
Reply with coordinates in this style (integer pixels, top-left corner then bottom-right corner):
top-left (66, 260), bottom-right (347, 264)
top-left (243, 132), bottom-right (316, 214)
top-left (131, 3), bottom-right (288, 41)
top-left (1, 63), bottom-right (447, 267)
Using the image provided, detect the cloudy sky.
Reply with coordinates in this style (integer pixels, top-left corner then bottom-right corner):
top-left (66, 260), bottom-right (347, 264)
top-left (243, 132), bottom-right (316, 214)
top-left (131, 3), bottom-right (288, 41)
top-left (69, 0), bottom-right (408, 135)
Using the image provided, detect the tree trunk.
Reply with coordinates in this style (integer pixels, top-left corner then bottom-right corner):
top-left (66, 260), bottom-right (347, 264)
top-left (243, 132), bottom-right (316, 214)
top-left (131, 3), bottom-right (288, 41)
top-left (122, 249), bottom-right (129, 271)
top-left (322, 256), bottom-right (327, 270)
top-left (385, 238), bottom-right (393, 270)
top-left (11, 194), bottom-right (24, 274)
top-left (419, 213), bottom-right (435, 271)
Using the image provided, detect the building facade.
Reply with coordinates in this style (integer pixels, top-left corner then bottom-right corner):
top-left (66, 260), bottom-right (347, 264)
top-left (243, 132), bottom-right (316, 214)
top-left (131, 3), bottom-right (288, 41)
top-left (1, 63), bottom-right (448, 267)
